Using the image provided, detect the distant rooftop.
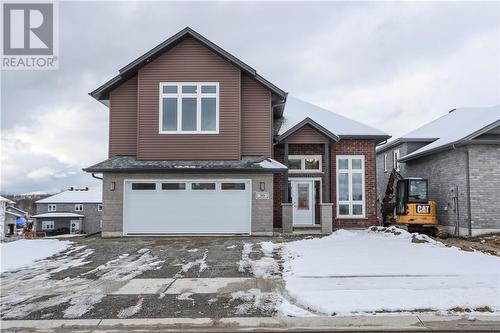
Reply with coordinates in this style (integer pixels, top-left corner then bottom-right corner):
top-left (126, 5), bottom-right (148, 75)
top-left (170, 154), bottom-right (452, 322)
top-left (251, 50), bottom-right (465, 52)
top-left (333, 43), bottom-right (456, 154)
top-left (36, 188), bottom-right (102, 204)
top-left (378, 105), bottom-right (500, 161)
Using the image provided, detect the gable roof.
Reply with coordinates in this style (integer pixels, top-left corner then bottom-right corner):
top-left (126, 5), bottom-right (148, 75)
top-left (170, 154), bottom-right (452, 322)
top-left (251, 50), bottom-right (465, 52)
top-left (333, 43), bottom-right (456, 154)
top-left (90, 27), bottom-right (286, 103)
top-left (393, 105), bottom-right (500, 162)
top-left (276, 96), bottom-right (390, 143)
top-left (0, 196), bottom-right (15, 204)
top-left (36, 189), bottom-right (102, 204)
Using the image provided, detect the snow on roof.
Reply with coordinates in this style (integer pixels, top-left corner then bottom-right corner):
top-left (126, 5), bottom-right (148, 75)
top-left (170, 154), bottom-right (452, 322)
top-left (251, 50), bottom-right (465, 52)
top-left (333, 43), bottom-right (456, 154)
top-left (278, 96), bottom-right (389, 138)
top-left (401, 105), bottom-right (500, 161)
top-left (36, 189), bottom-right (102, 204)
top-left (32, 212), bottom-right (85, 218)
top-left (258, 158), bottom-right (287, 169)
top-left (0, 196), bottom-right (15, 204)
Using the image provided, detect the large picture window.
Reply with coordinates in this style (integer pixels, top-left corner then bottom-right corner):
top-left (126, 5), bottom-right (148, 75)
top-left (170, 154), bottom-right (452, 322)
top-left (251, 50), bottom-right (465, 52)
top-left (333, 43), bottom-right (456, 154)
top-left (159, 82), bottom-right (219, 134)
top-left (336, 155), bottom-right (365, 218)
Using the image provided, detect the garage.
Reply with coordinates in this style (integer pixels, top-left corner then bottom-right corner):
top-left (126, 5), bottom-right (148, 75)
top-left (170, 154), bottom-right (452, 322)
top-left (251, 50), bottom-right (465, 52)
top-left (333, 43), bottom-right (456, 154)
top-left (123, 179), bottom-right (252, 235)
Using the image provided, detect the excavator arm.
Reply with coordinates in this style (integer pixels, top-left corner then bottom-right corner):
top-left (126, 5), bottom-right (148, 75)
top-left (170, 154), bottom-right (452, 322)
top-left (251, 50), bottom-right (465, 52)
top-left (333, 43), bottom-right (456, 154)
top-left (381, 169), bottom-right (404, 222)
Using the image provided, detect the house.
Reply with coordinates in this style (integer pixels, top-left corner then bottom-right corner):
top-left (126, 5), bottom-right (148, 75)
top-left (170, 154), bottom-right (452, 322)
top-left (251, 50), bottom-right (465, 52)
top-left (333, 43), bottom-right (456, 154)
top-left (84, 27), bottom-right (389, 237)
top-left (32, 188), bottom-right (102, 235)
top-left (0, 196), bottom-right (27, 238)
top-left (376, 105), bottom-right (500, 236)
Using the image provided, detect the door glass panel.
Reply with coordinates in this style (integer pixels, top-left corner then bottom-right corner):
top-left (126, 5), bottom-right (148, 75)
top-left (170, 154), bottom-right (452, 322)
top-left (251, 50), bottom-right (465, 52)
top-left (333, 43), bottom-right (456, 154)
top-left (181, 98), bottom-right (197, 131)
top-left (162, 98), bottom-right (177, 131)
top-left (162, 183), bottom-right (186, 190)
top-left (131, 183), bottom-right (156, 190)
top-left (288, 159), bottom-right (301, 170)
top-left (192, 183), bottom-right (216, 190)
top-left (297, 184), bottom-right (310, 210)
top-left (221, 183), bottom-right (246, 190)
top-left (352, 173), bottom-right (363, 201)
top-left (201, 97), bottom-right (216, 131)
top-left (339, 204), bottom-right (350, 215)
top-left (339, 173), bottom-right (349, 201)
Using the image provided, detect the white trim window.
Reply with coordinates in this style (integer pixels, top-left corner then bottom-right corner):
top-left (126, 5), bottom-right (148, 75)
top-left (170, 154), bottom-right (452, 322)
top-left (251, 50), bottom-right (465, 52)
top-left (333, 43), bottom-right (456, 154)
top-left (393, 149), bottom-right (400, 171)
top-left (336, 155), bottom-right (365, 218)
top-left (159, 82), bottom-right (219, 134)
top-left (288, 155), bottom-right (322, 173)
top-left (75, 204), bottom-right (83, 212)
top-left (384, 153), bottom-right (388, 172)
top-left (42, 221), bottom-right (54, 230)
top-left (48, 204), bottom-right (57, 212)
top-left (97, 204), bottom-right (103, 212)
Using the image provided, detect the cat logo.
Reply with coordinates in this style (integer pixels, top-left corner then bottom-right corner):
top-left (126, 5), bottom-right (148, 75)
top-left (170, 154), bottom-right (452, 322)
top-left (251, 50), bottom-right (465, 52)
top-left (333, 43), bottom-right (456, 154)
top-left (416, 205), bottom-right (431, 214)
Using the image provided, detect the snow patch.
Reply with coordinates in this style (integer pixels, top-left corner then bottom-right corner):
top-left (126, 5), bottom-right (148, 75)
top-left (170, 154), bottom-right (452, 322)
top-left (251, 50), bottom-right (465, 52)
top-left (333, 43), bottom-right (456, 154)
top-left (226, 245), bottom-right (237, 249)
top-left (175, 249), bottom-right (208, 277)
top-left (1, 239), bottom-right (71, 273)
top-left (239, 243), bottom-right (279, 278)
top-left (281, 228), bottom-right (500, 315)
top-left (117, 297), bottom-right (143, 318)
top-left (176, 292), bottom-right (194, 301)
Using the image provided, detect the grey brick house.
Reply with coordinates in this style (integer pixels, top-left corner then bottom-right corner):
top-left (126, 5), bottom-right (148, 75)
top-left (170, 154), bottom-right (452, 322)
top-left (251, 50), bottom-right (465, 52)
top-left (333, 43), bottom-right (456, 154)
top-left (376, 105), bottom-right (500, 236)
top-left (33, 188), bottom-right (102, 235)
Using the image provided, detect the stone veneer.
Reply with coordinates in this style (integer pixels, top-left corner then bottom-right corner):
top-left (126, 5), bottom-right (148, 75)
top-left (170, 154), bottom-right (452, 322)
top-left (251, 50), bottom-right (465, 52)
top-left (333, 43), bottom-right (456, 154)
top-left (101, 172), bottom-right (274, 237)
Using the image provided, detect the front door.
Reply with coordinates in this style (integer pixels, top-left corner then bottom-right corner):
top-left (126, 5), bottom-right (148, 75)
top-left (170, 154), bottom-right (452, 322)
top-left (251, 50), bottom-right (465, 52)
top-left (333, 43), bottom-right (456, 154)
top-left (70, 220), bottom-right (81, 234)
top-left (291, 180), bottom-right (314, 225)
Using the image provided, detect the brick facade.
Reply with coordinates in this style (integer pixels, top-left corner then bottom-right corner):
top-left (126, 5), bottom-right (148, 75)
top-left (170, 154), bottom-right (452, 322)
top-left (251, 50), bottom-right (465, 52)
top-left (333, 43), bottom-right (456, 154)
top-left (273, 137), bottom-right (378, 230)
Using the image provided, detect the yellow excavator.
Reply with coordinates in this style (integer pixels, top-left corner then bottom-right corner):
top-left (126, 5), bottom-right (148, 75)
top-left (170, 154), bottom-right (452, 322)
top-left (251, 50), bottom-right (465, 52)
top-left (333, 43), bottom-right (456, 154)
top-left (381, 169), bottom-right (447, 238)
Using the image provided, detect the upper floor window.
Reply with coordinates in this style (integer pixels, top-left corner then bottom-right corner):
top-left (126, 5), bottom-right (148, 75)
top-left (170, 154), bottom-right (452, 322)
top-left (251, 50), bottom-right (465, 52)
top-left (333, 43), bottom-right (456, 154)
top-left (75, 204), bottom-right (83, 212)
top-left (97, 204), bottom-right (103, 212)
top-left (384, 153), bottom-right (388, 172)
top-left (48, 204), bottom-right (57, 212)
top-left (393, 149), bottom-right (400, 171)
top-left (288, 155), bottom-right (322, 173)
top-left (159, 82), bottom-right (219, 134)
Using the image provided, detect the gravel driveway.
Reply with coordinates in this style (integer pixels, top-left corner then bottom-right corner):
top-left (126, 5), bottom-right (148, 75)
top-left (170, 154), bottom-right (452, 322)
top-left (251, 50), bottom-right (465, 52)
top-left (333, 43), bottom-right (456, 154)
top-left (0, 236), bottom-right (302, 320)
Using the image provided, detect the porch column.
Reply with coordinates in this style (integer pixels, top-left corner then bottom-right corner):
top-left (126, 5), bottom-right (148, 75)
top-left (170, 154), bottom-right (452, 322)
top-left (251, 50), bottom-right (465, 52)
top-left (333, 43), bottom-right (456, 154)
top-left (283, 142), bottom-right (289, 202)
top-left (324, 142), bottom-right (331, 202)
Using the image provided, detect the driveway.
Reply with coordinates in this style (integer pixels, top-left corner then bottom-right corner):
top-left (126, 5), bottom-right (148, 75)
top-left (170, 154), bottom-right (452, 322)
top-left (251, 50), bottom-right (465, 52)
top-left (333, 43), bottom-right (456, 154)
top-left (1, 236), bottom-right (298, 320)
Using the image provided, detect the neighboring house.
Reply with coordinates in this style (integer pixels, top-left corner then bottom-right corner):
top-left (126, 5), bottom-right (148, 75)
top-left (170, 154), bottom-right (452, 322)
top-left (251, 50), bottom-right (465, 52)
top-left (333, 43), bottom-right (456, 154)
top-left (33, 188), bottom-right (102, 235)
top-left (84, 27), bottom-right (389, 237)
top-left (0, 196), bottom-right (27, 238)
top-left (376, 106), bottom-right (500, 236)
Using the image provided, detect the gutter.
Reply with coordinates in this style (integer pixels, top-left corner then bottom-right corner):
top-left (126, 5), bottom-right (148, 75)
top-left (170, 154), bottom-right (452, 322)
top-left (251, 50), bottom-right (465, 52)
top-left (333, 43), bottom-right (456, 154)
top-left (91, 173), bottom-right (103, 180)
top-left (464, 147), bottom-right (472, 236)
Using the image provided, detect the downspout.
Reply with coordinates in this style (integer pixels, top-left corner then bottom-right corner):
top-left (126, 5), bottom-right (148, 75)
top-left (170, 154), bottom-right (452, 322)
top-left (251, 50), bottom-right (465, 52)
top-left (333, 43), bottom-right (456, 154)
top-left (464, 148), bottom-right (472, 236)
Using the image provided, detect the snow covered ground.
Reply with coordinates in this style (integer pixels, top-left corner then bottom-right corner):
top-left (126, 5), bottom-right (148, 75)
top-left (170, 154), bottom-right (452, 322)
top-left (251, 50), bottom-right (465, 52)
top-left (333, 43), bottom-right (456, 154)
top-left (0, 239), bottom-right (71, 273)
top-left (281, 227), bottom-right (500, 315)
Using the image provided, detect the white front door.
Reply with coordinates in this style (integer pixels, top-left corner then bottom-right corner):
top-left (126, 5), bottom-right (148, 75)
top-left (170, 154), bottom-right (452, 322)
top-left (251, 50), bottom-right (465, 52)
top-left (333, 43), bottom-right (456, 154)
top-left (70, 220), bottom-right (81, 234)
top-left (291, 180), bottom-right (314, 225)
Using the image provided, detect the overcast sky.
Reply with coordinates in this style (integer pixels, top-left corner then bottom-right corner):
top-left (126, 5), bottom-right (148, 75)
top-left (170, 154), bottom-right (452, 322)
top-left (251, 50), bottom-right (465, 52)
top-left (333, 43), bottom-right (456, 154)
top-left (1, 1), bottom-right (499, 194)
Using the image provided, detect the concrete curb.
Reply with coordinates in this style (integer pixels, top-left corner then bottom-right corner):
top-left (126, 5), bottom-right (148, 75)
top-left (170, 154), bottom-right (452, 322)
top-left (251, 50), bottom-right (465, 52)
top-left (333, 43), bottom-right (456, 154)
top-left (1, 315), bottom-right (499, 332)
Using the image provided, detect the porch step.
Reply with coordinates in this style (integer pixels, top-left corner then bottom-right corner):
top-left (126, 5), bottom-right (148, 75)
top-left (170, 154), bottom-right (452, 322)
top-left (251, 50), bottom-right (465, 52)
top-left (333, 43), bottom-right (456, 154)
top-left (292, 226), bottom-right (322, 235)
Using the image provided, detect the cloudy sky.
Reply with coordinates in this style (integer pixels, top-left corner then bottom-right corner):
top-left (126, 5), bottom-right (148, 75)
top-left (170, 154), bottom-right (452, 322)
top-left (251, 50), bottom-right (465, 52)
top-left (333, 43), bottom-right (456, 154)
top-left (1, 1), bottom-right (499, 194)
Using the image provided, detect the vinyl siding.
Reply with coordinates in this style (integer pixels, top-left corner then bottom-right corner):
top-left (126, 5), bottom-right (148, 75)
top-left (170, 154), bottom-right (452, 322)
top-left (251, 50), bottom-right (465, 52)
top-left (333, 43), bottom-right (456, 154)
top-left (241, 75), bottom-right (272, 157)
top-left (109, 76), bottom-right (138, 157)
top-left (137, 37), bottom-right (241, 160)
top-left (286, 124), bottom-right (329, 144)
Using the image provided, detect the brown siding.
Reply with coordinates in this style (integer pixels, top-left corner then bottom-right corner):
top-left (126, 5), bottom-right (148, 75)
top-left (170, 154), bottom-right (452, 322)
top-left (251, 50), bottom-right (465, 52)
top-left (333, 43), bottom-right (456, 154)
top-left (241, 75), bottom-right (272, 157)
top-left (137, 37), bottom-right (241, 160)
top-left (109, 76), bottom-right (138, 157)
top-left (286, 124), bottom-right (329, 144)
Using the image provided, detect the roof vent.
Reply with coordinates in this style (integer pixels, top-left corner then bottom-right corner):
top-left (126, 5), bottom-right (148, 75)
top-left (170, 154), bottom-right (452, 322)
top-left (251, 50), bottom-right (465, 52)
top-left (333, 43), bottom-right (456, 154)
top-left (449, 108), bottom-right (456, 113)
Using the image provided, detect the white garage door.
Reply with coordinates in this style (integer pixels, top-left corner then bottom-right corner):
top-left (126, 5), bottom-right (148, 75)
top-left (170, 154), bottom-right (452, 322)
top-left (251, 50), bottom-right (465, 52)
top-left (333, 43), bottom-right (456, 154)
top-left (123, 179), bottom-right (251, 235)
